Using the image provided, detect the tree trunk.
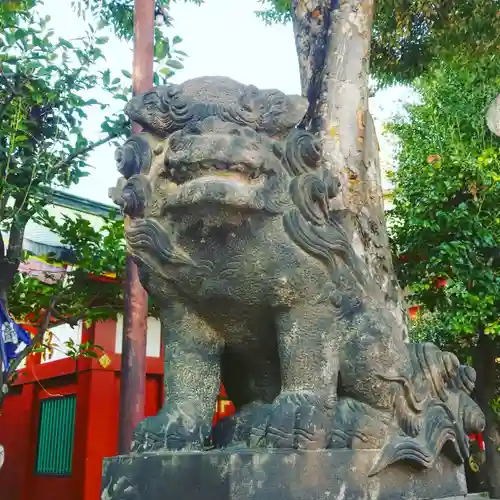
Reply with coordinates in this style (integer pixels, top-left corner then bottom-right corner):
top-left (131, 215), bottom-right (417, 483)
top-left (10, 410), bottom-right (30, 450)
top-left (0, 259), bottom-right (17, 413)
top-left (291, 0), bottom-right (407, 340)
top-left (473, 329), bottom-right (500, 498)
top-left (0, 207), bottom-right (29, 409)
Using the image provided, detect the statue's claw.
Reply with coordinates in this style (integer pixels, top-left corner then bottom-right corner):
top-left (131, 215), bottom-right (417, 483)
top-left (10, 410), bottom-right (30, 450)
top-left (250, 391), bottom-right (331, 450)
top-left (131, 403), bottom-right (211, 453)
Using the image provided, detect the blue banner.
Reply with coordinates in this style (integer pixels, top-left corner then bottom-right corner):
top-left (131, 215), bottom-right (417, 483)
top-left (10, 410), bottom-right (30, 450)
top-left (0, 301), bottom-right (31, 372)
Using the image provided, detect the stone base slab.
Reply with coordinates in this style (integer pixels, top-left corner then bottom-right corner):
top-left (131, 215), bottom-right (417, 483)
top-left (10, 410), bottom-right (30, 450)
top-left (101, 449), bottom-right (467, 500)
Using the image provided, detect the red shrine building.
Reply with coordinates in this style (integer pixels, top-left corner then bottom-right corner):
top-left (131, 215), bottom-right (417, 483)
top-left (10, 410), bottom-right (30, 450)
top-left (0, 318), bottom-right (234, 500)
top-left (0, 190), bottom-right (483, 500)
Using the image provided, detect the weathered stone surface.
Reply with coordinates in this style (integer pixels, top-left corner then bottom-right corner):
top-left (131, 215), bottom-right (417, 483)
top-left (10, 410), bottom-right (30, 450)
top-left (107, 76), bottom-right (486, 498)
top-left (101, 449), bottom-right (467, 500)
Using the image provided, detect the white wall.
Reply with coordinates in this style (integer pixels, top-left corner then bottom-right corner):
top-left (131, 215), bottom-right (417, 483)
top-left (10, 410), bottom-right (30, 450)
top-left (35, 315), bottom-right (161, 365)
top-left (114, 315), bottom-right (162, 358)
top-left (40, 321), bottom-right (83, 364)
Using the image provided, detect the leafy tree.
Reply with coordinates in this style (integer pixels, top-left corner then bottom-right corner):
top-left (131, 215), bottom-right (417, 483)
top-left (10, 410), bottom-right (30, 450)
top-left (257, 0), bottom-right (500, 491)
top-left (387, 52), bottom-right (500, 496)
top-left (71, 0), bottom-right (190, 82)
top-left (11, 211), bottom-right (126, 327)
top-left (0, 6), bottom-right (129, 304)
top-left (72, 0), bottom-right (202, 39)
top-left (0, 1), bottom-right (36, 29)
top-left (0, 0), bottom-right (186, 386)
top-left (0, 211), bottom-right (127, 410)
top-left (0, 0), bottom-right (185, 406)
top-left (0, 6), bottom-right (125, 405)
top-left (257, 0), bottom-right (500, 85)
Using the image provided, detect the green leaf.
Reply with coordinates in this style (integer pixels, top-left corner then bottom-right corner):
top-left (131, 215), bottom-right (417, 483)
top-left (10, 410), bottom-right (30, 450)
top-left (58, 37), bottom-right (74, 49)
top-left (154, 39), bottom-right (169, 60)
top-left (121, 69), bottom-right (132, 79)
top-left (95, 36), bottom-right (109, 45)
top-left (172, 35), bottom-right (182, 45)
top-left (166, 59), bottom-right (183, 70)
top-left (159, 67), bottom-right (174, 77)
top-left (14, 28), bottom-right (28, 40)
top-left (103, 69), bottom-right (111, 86)
top-left (96, 19), bottom-right (109, 30)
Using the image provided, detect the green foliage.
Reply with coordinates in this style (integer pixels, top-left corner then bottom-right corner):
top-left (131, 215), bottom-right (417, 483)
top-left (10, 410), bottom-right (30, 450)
top-left (371, 0), bottom-right (500, 85)
top-left (0, 4), bottom-right (126, 376)
top-left (8, 210), bottom-right (126, 326)
top-left (409, 310), bottom-right (473, 362)
top-left (72, 0), bottom-right (136, 40)
top-left (388, 53), bottom-right (500, 340)
top-left (72, 0), bottom-right (202, 40)
top-left (257, 0), bottom-right (500, 85)
top-left (0, 7), bottom-right (131, 266)
top-left (256, 0), bottom-right (290, 24)
top-left (0, 2), bottom-right (181, 375)
top-left (73, 0), bottom-right (188, 84)
top-left (3, 211), bottom-right (125, 383)
top-left (0, 1), bottom-right (36, 29)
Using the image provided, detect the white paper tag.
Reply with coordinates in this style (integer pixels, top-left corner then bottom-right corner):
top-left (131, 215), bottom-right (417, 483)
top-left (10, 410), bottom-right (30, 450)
top-left (2, 321), bottom-right (17, 345)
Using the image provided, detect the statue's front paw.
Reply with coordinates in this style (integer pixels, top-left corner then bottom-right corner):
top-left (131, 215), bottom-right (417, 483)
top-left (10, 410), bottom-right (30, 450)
top-left (131, 402), bottom-right (211, 453)
top-left (250, 391), bottom-right (331, 450)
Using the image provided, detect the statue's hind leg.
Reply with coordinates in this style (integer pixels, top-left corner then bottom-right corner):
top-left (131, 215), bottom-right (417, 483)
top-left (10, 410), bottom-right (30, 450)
top-left (250, 304), bottom-right (338, 449)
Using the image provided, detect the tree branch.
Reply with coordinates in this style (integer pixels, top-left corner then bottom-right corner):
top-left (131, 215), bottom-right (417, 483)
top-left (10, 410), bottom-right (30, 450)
top-left (0, 63), bottom-right (21, 122)
top-left (0, 293), bottom-right (58, 411)
top-left (6, 294), bottom-right (59, 379)
top-left (0, 93), bottom-right (15, 122)
top-left (51, 130), bottom-right (124, 173)
top-left (0, 63), bottom-right (17, 96)
top-left (51, 307), bottom-right (86, 328)
top-left (6, 197), bottom-right (28, 265)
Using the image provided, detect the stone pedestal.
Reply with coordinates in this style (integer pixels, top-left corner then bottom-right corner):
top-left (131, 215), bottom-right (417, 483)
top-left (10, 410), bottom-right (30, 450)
top-left (101, 449), bottom-right (467, 500)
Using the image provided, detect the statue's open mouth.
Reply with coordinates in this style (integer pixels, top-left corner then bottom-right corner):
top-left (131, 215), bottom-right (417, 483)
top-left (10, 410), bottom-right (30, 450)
top-left (165, 160), bottom-right (267, 187)
top-left (161, 161), bottom-right (270, 211)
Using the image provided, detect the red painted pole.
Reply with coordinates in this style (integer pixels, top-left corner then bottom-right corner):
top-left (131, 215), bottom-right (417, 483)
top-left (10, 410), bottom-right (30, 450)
top-left (117, 0), bottom-right (154, 455)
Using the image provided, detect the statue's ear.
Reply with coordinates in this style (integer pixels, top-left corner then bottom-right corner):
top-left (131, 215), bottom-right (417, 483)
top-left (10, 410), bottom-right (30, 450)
top-left (285, 94), bottom-right (309, 125)
top-left (261, 92), bottom-right (309, 133)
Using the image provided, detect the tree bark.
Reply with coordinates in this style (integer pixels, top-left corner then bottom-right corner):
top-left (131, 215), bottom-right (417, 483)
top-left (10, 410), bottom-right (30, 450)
top-left (0, 200), bottom-right (28, 307)
top-left (0, 199), bottom-right (30, 406)
top-left (0, 295), bottom-right (59, 412)
top-left (0, 259), bottom-right (18, 413)
top-left (473, 329), bottom-right (500, 498)
top-left (291, 0), bottom-right (407, 340)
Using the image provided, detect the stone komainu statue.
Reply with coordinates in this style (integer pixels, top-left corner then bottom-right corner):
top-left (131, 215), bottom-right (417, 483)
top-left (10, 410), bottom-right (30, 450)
top-left (110, 76), bottom-right (484, 476)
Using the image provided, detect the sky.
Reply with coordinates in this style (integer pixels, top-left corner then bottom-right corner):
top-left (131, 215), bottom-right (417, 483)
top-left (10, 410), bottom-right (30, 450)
top-left (39, 0), bottom-right (414, 205)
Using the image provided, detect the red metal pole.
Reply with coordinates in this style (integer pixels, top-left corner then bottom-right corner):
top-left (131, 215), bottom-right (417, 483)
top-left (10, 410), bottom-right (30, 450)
top-left (117, 0), bottom-right (154, 455)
